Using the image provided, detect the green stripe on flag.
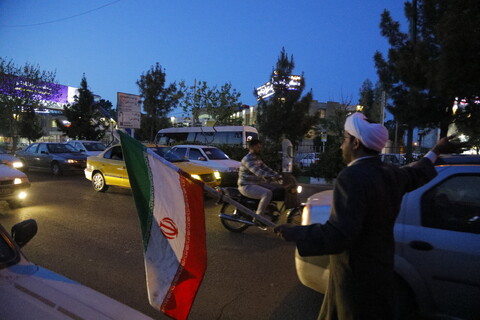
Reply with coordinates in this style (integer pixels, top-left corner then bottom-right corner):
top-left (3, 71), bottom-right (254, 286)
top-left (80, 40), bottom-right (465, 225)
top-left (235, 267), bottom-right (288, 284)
top-left (118, 131), bottom-right (153, 250)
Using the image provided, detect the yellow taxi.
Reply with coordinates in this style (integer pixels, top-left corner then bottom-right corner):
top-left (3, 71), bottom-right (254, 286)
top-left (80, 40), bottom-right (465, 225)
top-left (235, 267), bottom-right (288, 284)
top-left (84, 144), bottom-right (221, 192)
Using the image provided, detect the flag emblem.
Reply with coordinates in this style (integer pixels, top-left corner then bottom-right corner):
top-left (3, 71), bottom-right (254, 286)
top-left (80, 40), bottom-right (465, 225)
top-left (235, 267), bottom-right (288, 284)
top-left (160, 217), bottom-right (179, 239)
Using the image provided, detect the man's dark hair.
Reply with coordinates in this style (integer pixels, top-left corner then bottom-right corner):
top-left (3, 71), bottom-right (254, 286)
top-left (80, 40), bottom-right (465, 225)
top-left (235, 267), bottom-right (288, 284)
top-left (248, 139), bottom-right (262, 147)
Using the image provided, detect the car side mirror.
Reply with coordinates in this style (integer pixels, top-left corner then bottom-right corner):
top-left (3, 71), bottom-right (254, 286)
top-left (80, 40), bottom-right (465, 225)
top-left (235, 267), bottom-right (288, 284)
top-left (11, 219), bottom-right (38, 248)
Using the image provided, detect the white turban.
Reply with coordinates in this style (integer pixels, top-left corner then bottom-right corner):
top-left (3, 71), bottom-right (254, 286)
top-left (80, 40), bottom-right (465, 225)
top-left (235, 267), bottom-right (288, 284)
top-left (344, 112), bottom-right (388, 152)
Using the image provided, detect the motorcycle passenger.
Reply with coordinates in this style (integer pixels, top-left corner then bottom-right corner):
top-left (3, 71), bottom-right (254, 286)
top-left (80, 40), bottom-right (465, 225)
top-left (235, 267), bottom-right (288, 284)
top-left (238, 139), bottom-right (282, 222)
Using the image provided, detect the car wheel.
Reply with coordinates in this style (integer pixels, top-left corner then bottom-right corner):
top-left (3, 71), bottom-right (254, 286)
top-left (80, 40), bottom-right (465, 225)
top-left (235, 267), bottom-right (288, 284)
top-left (51, 162), bottom-right (62, 176)
top-left (7, 199), bottom-right (24, 209)
top-left (92, 172), bottom-right (109, 192)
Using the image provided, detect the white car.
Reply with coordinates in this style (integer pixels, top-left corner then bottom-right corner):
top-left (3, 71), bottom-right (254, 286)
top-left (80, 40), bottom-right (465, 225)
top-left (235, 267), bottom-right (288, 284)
top-left (66, 140), bottom-right (107, 156)
top-left (0, 164), bottom-right (30, 209)
top-left (0, 219), bottom-right (153, 320)
top-left (295, 152), bottom-right (320, 168)
top-left (169, 145), bottom-right (240, 186)
top-left (296, 162), bottom-right (480, 320)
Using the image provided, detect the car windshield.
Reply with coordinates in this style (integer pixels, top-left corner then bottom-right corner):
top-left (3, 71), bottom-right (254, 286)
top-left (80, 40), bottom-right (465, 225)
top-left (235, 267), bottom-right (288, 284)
top-left (83, 142), bottom-right (106, 151)
top-left (47, 143), bottom-right (78, 153)
top-left (161, 150), bottom-right (187, 163)
top-left (203, 148), bottom-right (229, 160)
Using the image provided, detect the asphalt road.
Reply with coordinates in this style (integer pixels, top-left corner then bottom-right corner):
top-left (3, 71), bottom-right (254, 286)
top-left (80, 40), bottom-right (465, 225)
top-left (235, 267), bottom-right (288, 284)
top-left (0, 171), bottom-right (330, 320)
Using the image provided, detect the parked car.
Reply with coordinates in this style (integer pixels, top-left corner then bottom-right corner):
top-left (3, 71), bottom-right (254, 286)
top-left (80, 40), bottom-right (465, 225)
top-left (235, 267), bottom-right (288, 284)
top-left (66, 140), bottom-right (106, 156)
top-left (168, 145), bottom-right (240, 186)
top-left (295, 160), bottom-right (480, 319)
top-left (0, 164), bottom-right (30, 209)
top-left (0, 146), bottom-right (24, 170)
top-left (380, 153), bottom-right (406, 166)
top-left (16, 143), bottom-right (87, 176)
top-left (0, 219), bottom-right (153, 319)
top-left (294, 152), bottom-right (320, 169)
top-left (84, 145), bottom-right (221, 192)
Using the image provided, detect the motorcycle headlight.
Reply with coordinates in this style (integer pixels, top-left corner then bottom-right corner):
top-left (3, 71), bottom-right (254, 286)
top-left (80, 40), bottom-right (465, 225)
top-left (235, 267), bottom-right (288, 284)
top-left (297, 185), bottom-right (303, 194)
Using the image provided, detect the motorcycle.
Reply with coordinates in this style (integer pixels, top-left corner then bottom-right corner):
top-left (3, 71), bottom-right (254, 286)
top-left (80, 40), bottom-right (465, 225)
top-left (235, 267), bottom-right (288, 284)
top-left (218, 172), bottom-right (304, 233)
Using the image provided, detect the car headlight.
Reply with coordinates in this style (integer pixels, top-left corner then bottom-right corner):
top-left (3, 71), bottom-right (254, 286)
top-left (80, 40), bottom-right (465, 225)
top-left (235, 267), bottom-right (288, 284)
top-left (191, 174), bottom-right (201, 180)
top-left (66, 159), bottom-right (75, 164)
top-left (12, 161), bottom-right (23, 169)
top-left (13, 177), bottom-right (29, 185)
top-left (214, 171), bottom-right (221, 180)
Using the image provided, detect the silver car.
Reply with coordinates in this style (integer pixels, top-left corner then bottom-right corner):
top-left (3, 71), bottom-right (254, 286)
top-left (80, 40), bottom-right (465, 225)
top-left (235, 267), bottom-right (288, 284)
top-left (296, 162), bottom-right (480, 319)
top-left (0, 164), bottom-right (30, 209)
top-left (0, 146), bottom-right (24, 170)
top-left (16, 142), bottom-right (87, 176)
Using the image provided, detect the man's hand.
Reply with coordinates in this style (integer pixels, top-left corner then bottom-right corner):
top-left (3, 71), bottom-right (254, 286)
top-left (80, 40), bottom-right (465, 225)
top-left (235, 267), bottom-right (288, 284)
top-left (274, 224), bottom-right (298, 241)
top-left (432, 135), bottom-right (471, 155)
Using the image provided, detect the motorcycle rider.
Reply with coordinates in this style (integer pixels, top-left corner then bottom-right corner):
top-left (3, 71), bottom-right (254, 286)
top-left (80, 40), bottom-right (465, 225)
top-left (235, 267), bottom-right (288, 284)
top-left (238, 139), bottom-right (282, 222)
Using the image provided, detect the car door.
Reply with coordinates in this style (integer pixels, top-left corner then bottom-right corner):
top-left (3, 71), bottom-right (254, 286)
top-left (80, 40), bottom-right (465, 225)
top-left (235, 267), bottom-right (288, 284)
top-left (100, 146), bottom-right (129, 188)
top-left (20, 144), bottom-right (39, 168)
top-left (36, 143), bottom-right (53, 170)
top-left (399, 170), bottom-right (480, 319)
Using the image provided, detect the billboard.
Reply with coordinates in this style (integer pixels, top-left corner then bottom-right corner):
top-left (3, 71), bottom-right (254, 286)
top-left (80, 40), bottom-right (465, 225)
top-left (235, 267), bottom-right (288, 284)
top-left (0, 74), bottom-right (70, 104)
top-left (256, 75), bottom-right (303, 101)
top-left (117, 92), bottom-right (142, 129)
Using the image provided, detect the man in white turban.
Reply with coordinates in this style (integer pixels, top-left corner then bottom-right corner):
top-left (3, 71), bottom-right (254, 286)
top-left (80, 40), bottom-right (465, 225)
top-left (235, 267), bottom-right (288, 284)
top-left (274, 113), bottom-right (462, 320)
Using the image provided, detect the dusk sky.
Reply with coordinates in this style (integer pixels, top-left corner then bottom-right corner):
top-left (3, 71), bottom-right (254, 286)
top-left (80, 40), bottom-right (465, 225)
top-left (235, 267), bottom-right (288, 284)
top-left (1, 1), bottom-right (407, 118)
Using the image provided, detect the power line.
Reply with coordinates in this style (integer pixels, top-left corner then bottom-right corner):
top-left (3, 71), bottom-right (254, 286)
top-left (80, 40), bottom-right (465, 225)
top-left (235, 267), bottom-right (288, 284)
top-left (0, 0), bottom-right (121, 28)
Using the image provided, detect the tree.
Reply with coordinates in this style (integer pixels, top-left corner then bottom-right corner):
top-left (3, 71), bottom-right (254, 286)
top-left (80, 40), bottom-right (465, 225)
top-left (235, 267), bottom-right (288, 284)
top-left (178, 80), bottom-right (243, 126)
top-left (375, 0), bottom-right (480, 158)
top-left (255, 48), bottom-right (317, 146)
top-left (136, 63), bottom-right (180, 142)
top-left (310, 101), bottom-right (351, 181)
top-left (60, 74), bottom-right (107, 140)
top-left (0, 58), bottom-right (60, 150)
top-left (358, 79), bottom-right (383, 123)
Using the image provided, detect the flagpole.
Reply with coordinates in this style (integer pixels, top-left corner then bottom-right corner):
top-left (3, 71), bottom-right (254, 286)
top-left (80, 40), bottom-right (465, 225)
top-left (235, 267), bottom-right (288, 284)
top-left (203, 184), bottom-right (278, 228)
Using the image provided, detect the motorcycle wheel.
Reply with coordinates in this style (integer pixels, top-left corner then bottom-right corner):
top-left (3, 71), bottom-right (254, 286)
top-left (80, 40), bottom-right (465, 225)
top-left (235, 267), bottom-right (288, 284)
top-left (220, 202), bottom-right (251, 233)
top-left (286, 206), bottom-right (303, 225)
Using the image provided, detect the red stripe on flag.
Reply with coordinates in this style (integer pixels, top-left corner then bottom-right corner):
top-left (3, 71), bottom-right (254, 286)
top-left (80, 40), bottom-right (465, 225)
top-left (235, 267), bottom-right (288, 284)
top-left (161, 174), bottom-right (206, 320)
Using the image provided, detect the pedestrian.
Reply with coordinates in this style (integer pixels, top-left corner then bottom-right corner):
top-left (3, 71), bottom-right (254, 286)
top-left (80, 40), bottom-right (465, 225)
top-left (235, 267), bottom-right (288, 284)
top-left (238, 138), bottom-right (282, 221)
top-left (274, 112), bottom-right (462, 320)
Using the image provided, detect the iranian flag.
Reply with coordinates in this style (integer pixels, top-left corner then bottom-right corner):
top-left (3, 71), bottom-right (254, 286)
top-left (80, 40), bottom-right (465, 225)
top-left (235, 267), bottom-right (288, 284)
top-left (119, 131), bottom-right (206, 320)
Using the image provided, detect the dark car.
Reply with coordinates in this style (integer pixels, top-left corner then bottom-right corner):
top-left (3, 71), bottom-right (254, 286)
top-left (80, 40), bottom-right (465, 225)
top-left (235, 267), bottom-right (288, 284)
top-left (16, 142), bottom-right (87, 175)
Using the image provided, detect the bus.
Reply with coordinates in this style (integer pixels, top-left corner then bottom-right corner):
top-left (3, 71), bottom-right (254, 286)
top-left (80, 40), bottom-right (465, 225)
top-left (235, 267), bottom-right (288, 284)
top-left (154, 126), bottom-right (258, 148)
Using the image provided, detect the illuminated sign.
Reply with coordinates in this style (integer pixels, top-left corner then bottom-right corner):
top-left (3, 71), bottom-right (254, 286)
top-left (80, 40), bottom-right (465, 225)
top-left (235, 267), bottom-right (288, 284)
top-left (256, 75), bottom-right (303, 100)
top-left (256, 82), bottom-right (274, 100)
